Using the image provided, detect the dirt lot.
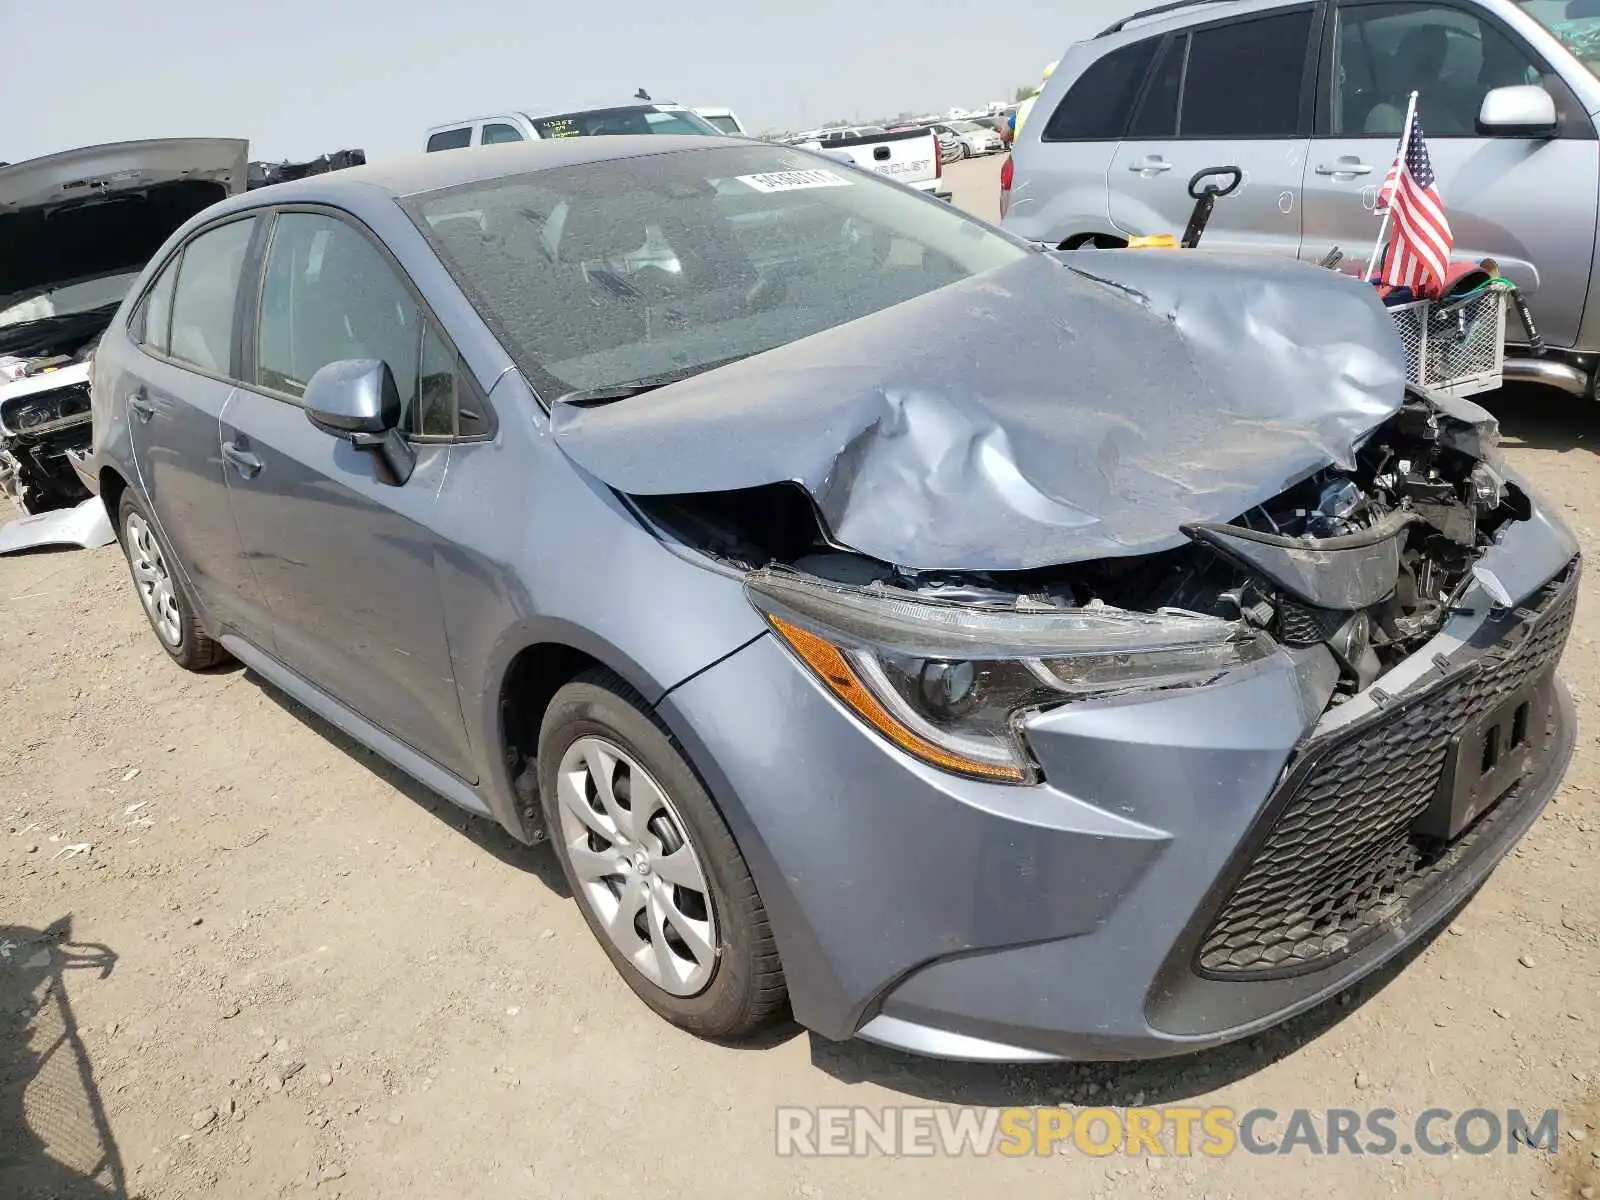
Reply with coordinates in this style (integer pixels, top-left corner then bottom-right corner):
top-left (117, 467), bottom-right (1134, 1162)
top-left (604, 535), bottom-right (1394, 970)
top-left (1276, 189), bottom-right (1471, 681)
top-left (4, 155), bottom-right (1600, 1200)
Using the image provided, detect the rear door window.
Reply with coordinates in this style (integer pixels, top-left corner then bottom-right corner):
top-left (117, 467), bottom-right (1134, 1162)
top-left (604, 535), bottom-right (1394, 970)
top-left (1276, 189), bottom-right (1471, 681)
top-left (426, 128), bottom-right (473, 152)
top-left (1042, 39), bottom-right (1161, 140)
top-left (1130, 35), bottom-right (1187, 138)
top-left (167, 218), bottom-right (256, 375)
top-left (1180, 9), bottom-right (1316, 136)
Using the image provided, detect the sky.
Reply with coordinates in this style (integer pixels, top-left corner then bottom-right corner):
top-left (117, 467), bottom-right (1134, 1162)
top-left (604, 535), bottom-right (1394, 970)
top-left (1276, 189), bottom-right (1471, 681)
top-left (2, 0), bottom-right (1134, 165)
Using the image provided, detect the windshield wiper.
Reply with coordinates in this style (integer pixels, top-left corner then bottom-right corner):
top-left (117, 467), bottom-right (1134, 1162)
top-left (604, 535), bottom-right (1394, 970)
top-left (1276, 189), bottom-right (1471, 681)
top-left (554, 355), bottom-right (751, 407)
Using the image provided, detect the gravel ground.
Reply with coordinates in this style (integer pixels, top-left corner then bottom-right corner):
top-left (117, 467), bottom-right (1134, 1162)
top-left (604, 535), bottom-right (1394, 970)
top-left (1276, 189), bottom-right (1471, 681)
top-left (2, 154), bottom-right (1598, 1200)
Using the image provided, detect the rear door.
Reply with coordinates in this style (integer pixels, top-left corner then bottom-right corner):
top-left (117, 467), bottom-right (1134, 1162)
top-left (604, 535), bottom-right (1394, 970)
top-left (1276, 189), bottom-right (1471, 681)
top-left (1301, 0), bottom-right (1598, 346)
top-left (1108, 5), bottom-right (1322, 255)
top-left (121, 215), bottom-right (272, 643)
top-left (221, 206), bottom-right (474, 778)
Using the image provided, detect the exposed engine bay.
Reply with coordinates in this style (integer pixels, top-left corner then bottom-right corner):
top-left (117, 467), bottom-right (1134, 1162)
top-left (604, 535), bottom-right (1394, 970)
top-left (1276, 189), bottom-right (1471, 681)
top-left (637, 388), bottom-right (1527, 707)
top-left (0, 343), bottom-right (99, 515)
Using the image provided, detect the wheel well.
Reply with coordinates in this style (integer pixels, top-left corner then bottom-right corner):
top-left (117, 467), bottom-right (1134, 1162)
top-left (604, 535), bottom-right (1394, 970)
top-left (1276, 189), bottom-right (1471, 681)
top-left (1060, 233), bottom-right (1129, 251)
top-left (498, 643), bottom-right (605, 836)
top-left (98, 468), bottom-right (128, 531)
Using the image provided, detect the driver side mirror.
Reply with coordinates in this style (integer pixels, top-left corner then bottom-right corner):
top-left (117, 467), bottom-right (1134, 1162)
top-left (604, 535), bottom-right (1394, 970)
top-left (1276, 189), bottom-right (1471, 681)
top-left (1477, 85), bottom-right (1558, 138)
top-left (303, 358), bottom-right (416, 486)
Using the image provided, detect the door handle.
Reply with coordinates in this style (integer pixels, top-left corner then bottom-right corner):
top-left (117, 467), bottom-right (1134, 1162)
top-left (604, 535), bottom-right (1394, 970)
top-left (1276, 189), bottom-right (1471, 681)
top-left (1315, 160), bottom-right (1374, 177)
top-left (1130, 158), bottom-right (1173, 173)
top-left (128, 391), bottom-right (155, 422)
top-left (221, 441), bottom-right (263, 479)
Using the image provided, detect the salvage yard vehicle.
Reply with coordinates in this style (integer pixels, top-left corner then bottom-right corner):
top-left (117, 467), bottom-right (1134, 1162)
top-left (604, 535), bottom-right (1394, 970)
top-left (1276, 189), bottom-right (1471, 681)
top-left (1003, 0), bottom-right (1600, 398)
top-left (793, 125), bottom-right (953, 200)
top-left (424, 102), bottom-right (722, 151)
top-left (693, 107), bottom-right (749, 136)
top-left (86, 136), bottom-right (1576, 1061)
top-left (0, 138), bottom-right (247, 513)
top-left (929, 119), bottom-right (1007, 157)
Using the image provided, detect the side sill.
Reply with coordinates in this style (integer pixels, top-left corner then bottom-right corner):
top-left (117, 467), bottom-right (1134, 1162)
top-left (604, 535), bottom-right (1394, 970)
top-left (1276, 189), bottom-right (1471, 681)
top-left (220, 634), bottom-right (492, 819)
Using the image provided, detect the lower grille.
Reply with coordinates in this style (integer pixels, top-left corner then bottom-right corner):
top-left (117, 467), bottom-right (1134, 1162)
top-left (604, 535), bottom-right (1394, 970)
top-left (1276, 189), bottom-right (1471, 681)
top-left (1196, 559), bottom-right (1579, 980)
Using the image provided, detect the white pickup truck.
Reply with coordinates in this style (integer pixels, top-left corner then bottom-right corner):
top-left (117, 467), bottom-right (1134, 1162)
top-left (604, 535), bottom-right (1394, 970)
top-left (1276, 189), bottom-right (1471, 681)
top-left (425, 101), bottom-right (722, 151)
top-left (794, 127), bottom-right (951, 202)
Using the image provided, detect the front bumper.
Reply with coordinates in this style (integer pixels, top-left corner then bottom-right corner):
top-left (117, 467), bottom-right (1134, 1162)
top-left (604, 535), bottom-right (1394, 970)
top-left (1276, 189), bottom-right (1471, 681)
top-left (657, 514), bottom-right (1580, 1062)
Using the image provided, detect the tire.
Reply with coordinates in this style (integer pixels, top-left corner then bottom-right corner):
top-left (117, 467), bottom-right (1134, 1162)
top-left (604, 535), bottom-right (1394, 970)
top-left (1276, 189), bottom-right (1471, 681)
top-left (116, 490), bottom-right (225, 671)
top-left (958, 142), bottom-right (971, 160)
top-left (538, 668), bottom-right (787, 1039)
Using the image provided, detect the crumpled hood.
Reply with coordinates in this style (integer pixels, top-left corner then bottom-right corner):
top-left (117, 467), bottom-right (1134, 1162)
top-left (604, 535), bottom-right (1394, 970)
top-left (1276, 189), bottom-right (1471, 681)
top-left (550, 248), bottom-right (1406, 571)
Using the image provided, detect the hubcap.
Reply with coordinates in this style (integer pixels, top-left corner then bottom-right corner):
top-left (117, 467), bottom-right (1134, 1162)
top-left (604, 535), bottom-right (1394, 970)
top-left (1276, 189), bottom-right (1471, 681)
top-left (124, 512), bottom-right (182, 648)
top-left (556, 737), bottom-right (719, 996)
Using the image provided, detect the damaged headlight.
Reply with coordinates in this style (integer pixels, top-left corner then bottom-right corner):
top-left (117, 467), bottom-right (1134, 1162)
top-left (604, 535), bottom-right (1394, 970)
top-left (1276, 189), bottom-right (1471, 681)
top-left (744, 567), bottom-right (1273, 784)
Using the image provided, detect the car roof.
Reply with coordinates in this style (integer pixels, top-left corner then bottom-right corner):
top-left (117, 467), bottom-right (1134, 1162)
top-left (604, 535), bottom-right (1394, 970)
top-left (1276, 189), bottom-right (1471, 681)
top-left (209, 136), bottom-right (759, 210)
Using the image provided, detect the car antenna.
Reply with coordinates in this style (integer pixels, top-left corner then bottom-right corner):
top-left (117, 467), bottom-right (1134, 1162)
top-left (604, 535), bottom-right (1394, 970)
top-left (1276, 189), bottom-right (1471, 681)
top-left (635, 87), bottom-right (652, 101)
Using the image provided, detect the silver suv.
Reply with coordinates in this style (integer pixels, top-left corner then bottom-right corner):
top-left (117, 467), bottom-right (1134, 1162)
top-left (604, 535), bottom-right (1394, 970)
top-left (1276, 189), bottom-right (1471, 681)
top-left (1003, 0), bottom-right (1600, 397)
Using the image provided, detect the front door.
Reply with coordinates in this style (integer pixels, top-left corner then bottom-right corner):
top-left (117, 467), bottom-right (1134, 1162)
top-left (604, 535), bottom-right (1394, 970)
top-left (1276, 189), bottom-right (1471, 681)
top-left (222, 208), bottom-right (474, 778)
top-left (1108, 5), bottom-right (1321, 256)
top-left (122, 216), bottom-right (272, 643)
top-left (1301, 0), bottom-right (1599, 347)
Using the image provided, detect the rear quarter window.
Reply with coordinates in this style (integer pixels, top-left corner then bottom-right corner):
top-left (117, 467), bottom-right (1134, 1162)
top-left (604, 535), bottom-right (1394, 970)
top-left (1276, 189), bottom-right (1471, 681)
top-left (1042, 40), bottom-right (1161, 141)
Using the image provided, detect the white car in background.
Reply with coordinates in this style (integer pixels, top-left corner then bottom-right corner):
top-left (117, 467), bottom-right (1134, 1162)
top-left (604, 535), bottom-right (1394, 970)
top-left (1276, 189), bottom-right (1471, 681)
top-left (929, 119), bottom-right (1005, 158)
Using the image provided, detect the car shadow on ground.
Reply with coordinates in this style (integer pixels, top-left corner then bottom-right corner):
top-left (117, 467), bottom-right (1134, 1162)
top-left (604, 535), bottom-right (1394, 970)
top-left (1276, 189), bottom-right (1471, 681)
top-left (1484, 384), bottom-right (1600, 454)
top-left (0, 917), bottom-right (125, 1199)
top-left (250, 678), bottom-right (571, 899)
top-left (807, 889), bottom-right (1465, 1107)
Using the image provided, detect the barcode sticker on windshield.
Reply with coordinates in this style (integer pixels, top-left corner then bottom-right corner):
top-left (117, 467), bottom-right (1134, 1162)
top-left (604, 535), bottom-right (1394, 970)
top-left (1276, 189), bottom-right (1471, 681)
top-left (735, 169), bottom-right (854, 193)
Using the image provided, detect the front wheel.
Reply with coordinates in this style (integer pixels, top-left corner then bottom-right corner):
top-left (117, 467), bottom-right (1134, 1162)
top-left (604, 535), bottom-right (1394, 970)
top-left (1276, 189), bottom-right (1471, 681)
top-left (539, 669), bottom-right (788, 1039)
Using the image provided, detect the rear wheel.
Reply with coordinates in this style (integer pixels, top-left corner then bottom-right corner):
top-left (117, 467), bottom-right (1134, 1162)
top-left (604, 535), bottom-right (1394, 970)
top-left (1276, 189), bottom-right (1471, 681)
top-left (117, 491), bottom-right (224, 671)
top-left (539, 669), bottom-right (787, 1038)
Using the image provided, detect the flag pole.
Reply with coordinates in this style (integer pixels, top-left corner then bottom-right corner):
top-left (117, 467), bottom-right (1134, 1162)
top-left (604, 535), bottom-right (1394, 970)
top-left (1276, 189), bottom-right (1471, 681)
top-left (1365, 91), bottom-right (1420, 282)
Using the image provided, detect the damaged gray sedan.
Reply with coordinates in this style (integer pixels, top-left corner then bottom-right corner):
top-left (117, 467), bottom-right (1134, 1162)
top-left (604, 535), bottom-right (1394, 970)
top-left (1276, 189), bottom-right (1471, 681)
top-left (87, 138), bottom-right (1577, 1061)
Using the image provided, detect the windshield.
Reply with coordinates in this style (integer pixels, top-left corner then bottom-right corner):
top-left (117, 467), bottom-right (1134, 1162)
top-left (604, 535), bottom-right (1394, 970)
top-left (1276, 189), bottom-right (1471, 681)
top-left (0, 271), bottom-right (140, 331)
top-left (408, 144), bottom-right (1027, 398)
top-left (1517, 1), bottom-right (1600, 75)
top-left (530, 105), bottom-right (721, 139)
top-left (703, 114), bottom-right (742, 135)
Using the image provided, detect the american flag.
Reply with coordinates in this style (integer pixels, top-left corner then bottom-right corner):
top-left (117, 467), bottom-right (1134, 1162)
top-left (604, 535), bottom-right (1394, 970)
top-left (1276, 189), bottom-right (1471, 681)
top-left (1375, 115), bottom-right (1453, 295)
